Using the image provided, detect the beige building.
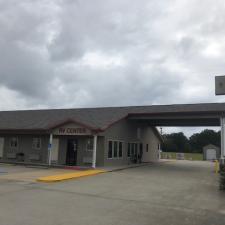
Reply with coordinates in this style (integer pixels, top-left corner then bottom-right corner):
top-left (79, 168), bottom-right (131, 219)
top-left (0, 106), bottom-right (162, 168)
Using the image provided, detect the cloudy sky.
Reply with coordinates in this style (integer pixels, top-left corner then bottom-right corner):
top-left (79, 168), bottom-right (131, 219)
top-left (1, 0), bottom-right (225, 136)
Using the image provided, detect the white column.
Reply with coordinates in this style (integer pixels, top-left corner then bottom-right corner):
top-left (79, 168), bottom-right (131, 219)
top-left (92, 135), bottom-right (97, 168)
top-left (221, 117), bottom-right (225, 164)
top-left (48, 133), bottom-right (53, 166)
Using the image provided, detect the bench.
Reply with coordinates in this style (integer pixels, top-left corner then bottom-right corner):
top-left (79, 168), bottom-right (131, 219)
top-left (7, 153), bottom-right (17, 159)
top-left (83, 157), bottom-right (92, 163)
top-left (29, 154), bottom-right (40, 161)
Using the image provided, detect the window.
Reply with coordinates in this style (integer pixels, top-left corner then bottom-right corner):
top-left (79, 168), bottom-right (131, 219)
top-left (113, 141), bottom-right (118, 158)
top-left (128, 142), bottom-right (139, 157)
top-left (108, 140), bottom-right (123, 159)
top-left (131, 143), bottom-right (134, 156)
top-left (134, 143), bottom-right (138, 155)
top-left (146, 144), bottom-right (149, 152)
top-left (10, 137), bottom-right (18, 148)
top-left (127, 143), bottom-right (131, 157)
top-left (118, 142), bottom-right (123, 158)
top-left (139, 143), bottom-right (143, 154)
top-left (86, 138), bottom-right (93, 151)
top-left (32, 138), bottom-right (41, 149)
top-left (158, 143), bottom-right (161, 150)
top-left (108, 141), bottom-right (113, 158)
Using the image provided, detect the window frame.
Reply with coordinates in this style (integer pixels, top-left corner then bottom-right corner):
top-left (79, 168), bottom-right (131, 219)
top-left (158, 143), bottom-right (161, 150)
top-left (32, 137), bottom-right (42, 150)
top-left (146, 143), bottom-right (149, 152)
top-left (86, 138), bottom-right (94, 152)
top-left (113, 141), bottom-right (118, 158)
top-left (108, 140), bottom-right (113, 159)
top-left (10, 137), bottom-right (18, 149)
top-left (127, 143), bottom-right (131, 157)
top-left (118, 141), bottom-right (123, 158)
top-left (127, 142), bottom-right (139, 158)
top-left (107, 139), bottom-right (124, 159)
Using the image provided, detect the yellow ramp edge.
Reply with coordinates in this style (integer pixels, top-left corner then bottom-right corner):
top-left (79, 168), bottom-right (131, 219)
top-left (37, 169), bottom-right (105, 182)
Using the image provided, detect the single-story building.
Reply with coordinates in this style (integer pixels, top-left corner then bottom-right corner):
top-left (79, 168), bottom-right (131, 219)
top-left (203, 144), bottom-right (220, 161)
top-left (0, 106), bottom-right (163, 168)
top-left (1, 102), bottom-right (225, 168)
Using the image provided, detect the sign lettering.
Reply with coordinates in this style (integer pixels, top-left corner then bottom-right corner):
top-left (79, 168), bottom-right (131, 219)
top-left (58, 127), bottom-right (87, 135)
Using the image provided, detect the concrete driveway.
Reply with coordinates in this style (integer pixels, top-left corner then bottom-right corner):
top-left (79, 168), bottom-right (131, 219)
top-left (0, 160), bottom-right (225, 225)
top-left (0, 164), bottom-right (76, 182)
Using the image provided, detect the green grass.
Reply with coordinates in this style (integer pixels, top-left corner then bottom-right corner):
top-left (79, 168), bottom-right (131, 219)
top-left (161, 152), bottom-right (203, 161)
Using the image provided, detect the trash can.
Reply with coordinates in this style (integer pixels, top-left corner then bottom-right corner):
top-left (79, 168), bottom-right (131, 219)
top-left (17, 153), bottom-right (25, 162)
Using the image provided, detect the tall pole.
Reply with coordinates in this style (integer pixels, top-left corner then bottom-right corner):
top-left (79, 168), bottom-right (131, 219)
top-left (221, 117), bottom-right (225, 164)
top-left (92, 135), bottom-right (97, 168)
top-left (48, 133), bottom-right (53, 166)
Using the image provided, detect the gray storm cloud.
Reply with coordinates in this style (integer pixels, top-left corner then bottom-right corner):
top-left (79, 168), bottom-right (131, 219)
top-left (0, 0), bottom-right (225, 112)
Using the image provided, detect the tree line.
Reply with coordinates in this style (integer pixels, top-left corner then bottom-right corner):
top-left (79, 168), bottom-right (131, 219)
top-left (162, 129), bottom-right (220, 153)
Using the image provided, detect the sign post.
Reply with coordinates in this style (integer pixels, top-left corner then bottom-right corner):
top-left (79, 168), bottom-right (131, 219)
top-left (215, 76), bottom-right (225, 164)
top-left (48, 133), bottom-right (53, 166)
top-left (215, 76), bottom-right (225, 95)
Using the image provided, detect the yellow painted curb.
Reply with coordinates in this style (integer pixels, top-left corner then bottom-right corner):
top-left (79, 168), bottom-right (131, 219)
top-left (37, 169), bottom-right (105, 182)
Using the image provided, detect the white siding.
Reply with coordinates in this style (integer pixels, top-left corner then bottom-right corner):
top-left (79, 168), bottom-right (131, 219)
top-left (51, 138), bottom-right (59, 163)
top-left (141, 127), bottom-right (160, 162)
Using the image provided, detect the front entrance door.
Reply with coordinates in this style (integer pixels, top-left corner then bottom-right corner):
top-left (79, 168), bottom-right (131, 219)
top-left (66, 139), bottom-right (78, 165)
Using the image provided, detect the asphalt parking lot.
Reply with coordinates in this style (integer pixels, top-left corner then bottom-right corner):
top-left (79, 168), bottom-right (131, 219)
top-left (0, 160), bottom-right (225, 225)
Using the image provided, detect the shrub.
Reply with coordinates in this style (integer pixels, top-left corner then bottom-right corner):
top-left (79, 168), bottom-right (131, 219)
top-left (220, 163), bottom-right (225, 190)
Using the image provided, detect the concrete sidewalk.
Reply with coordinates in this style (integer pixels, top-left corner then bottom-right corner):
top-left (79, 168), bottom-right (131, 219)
top-left (0, 164), bottom-right (79, 183)
top-left (0, 161), bottom-right (168, 183)
top-left (97, 162), bottom-right (150, 172)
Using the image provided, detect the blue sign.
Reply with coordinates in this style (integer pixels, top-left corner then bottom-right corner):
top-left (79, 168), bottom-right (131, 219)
top-left (48, 143), bottom-right (52, 150)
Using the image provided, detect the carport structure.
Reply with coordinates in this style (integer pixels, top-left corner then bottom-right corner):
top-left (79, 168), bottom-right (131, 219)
top-left (126, 103), bottom-right (225, 162)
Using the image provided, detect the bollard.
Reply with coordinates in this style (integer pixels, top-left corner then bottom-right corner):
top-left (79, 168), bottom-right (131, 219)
top-left (215, 160), bottom-right (219, 174)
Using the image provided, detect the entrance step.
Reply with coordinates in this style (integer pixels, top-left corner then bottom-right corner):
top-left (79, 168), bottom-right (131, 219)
top-left (36, 169), bottom-right (105, 182)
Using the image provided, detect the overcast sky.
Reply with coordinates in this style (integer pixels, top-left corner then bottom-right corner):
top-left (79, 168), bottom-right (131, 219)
top-left (1, 0), bottom-right (225, 136)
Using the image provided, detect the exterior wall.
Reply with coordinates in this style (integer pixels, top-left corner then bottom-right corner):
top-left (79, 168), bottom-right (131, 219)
top-left (0, 134), bottom-right (49, 164)
top-left (56, 135), bottom-right (104, 167)
top-left (0, 134), bottom-right (104, 167)
top-left (100, 119), bottom-right (138, 167)
top-left (141, 127), bottom-right (160, 162)
top-left (100, 119), bottom-right (161, 167)
top-left (0, 120), bottom-right (161, 168)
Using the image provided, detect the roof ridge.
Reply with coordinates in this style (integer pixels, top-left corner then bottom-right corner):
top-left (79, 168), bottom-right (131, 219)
top-left (0, 102), bottom-right (224, 113)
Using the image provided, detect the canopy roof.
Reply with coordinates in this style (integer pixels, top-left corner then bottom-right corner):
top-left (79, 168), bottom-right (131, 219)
top-left (0, 102), bottom-right (224, 132)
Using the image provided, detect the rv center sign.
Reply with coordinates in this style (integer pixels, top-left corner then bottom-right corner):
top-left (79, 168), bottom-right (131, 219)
top-left (58, 127), bottom-right (87, 135)
top-left (53, 123), bottom-right (91, 135)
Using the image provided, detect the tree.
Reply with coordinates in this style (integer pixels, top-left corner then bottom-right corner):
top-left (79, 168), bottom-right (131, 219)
top-left (162, 132), bottom-right (190, 153)
top-left (162, 129), bottom-right (220, 153)
top-left (189, 129), bottom-right (220, 153)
